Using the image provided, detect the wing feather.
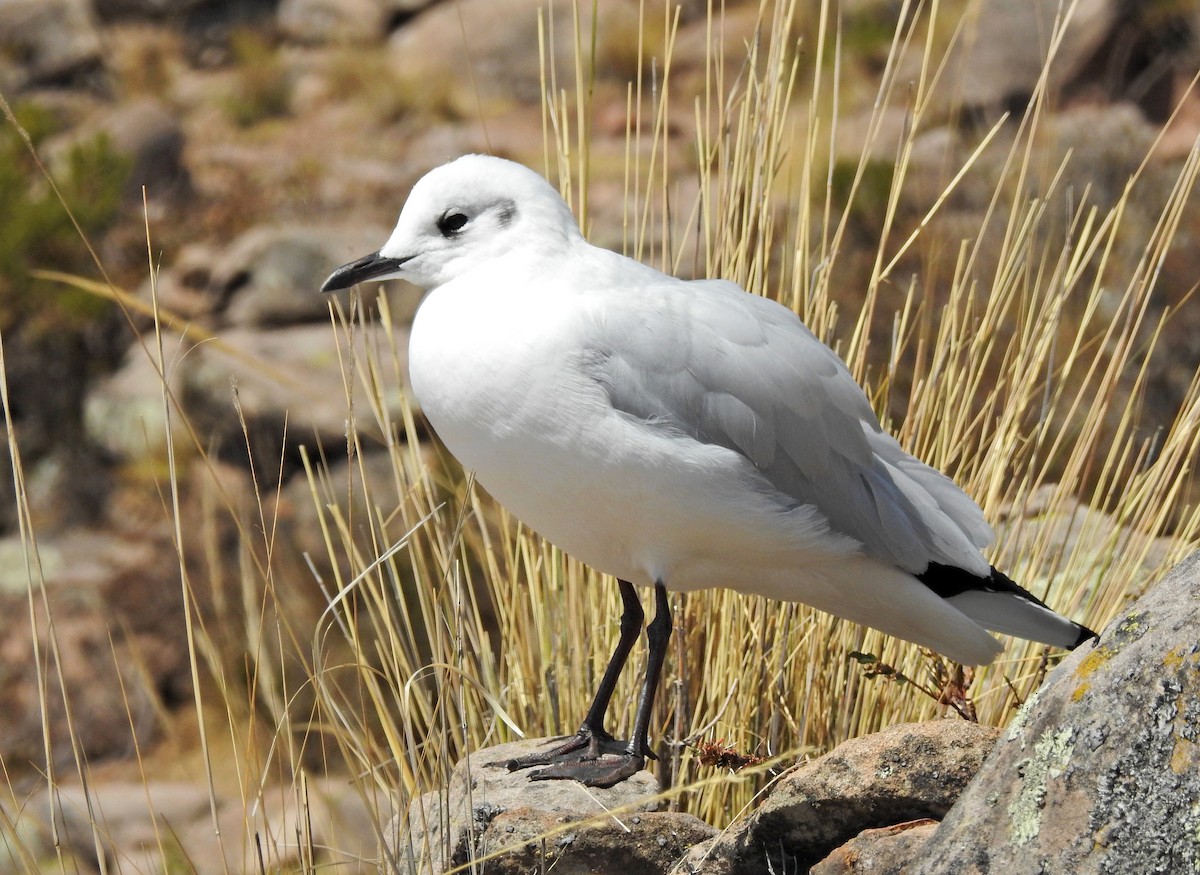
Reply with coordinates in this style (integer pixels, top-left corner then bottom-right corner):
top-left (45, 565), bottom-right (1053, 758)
top-left (582, 270), bottom-right (992, 575)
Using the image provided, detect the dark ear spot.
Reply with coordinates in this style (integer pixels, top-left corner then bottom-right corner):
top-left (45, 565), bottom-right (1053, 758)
top-left (498, 199), bottom-right (518, 227)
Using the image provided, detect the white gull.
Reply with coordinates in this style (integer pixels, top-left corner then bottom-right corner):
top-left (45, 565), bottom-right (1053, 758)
top-left (322, 154), bottom-right (1094, 787)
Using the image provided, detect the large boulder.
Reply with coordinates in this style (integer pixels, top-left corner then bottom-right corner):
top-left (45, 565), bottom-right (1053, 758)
top-left (102, 99), bottom-right (191, 203)
top-left (209, 225), bottom-right (393, 328)
top-left (387, 0), bottom-right (642, 114)
top-left (278, 0), bottom-right (437, 43)
top-left (91, 0), bottom-right (207, 20)
top-left (137, 224), bottom-right (403, 327)
top-left (910, 551), bottom-right (1200, 874)
top-left (672, 720), bottom-right (999, 874)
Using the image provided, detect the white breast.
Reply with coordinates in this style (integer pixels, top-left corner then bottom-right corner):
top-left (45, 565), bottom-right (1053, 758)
top-left (408, 264), bottom-right (629, 559)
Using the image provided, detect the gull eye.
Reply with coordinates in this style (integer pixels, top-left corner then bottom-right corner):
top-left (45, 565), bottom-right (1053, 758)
top-left (437, 210), bottom-right (469, 237)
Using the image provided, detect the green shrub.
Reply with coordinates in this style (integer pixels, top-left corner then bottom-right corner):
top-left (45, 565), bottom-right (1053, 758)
top-left (0, 101), bottom-right (131, 336)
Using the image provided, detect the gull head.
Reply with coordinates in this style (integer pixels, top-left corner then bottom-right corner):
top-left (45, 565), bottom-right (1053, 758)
top-left (321, 154), bottom-right (582, 293)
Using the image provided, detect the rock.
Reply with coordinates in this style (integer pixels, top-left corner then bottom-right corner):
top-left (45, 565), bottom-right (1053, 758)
top-left (46, 98), bottom-right (191, 204)
top-left (995, 483), bottom-right (1179, 590)
top-left (0, 526), bottom-right (187, 773)
top-left (187, 322), bottom-right (409, 444)
top-left (86, 321), bottom-right (410, 467)
top-left (103, 98), bottom-right (191, 202)
top-left (9, 777), bottom-right (381, 874)
top-left (437, 806), bottom-right (715, 875)
top-left (211, 224), bottom-right (392, 327)
top-left (392, 737), bottom-right (714, 874)
top-left (387, 0), bottom-right (641, 115)
top-left (275, 446), bottom-right (446, 589)
top-left (672, 720), bottom-right (999, 874)
top-left (834, 105), bottom-right (913, 164)
top-left (50, 781), bottom-right (216, 871)
top-left (671, 3), bottom-right (772, 92)
top-left (810, 819), bottom-right (938, 875)
top-left (143, 242), bottom-right (225, 321)
top-left (910, 551), bottom-right (1200, 875)
top-left (0, 0), bottom-right (104, 91)
top-left (136, 226), bottom-right (412, 328)
top-left (933, 0), bottom-right (1118, 117)
top-left (386, 0), bottom-right (558, 113)
top-left (278, 0), bottom-right (392, 44)
top-left (83, 331), bottom-right (189, 463)
top-left (0, 598), bottom-right (158, 768)
top-left (92, 0), bottom-right (207, 20)
top-left (389, 0), bottom-right (437, 14)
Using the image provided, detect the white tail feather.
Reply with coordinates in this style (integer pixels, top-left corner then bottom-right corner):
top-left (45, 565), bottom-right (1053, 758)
top-left (945, 589), bottom-right (1084, 649)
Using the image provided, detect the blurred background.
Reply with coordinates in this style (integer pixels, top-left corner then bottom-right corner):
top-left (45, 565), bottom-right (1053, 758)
top-left (3, 0), bottom-right (1200, 871)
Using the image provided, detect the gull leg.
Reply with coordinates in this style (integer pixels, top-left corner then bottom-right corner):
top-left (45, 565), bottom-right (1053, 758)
top-left (577, 579), bottom-right (646, 740)
top-left (626, 581), bottom-right (672, 759)
top-left (496, 580), bottom-right (643, 774)
top-left (525, 582), bottom-right (672, 787)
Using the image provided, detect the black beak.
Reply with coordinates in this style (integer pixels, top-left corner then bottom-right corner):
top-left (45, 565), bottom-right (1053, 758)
top-left (320, 251), bottom-right (413, 292)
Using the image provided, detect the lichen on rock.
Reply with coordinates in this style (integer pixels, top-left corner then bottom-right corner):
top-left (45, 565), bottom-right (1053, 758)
top-left (912, 551), bottom-right (1200, 875)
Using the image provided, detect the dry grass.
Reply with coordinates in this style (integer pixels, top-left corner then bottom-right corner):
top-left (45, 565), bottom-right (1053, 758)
top-left (3, 0), bottom-right (1200, 871)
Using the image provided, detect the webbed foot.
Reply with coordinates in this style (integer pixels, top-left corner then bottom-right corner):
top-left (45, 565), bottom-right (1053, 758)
top-left (490, 731), bottom-right (650, 788)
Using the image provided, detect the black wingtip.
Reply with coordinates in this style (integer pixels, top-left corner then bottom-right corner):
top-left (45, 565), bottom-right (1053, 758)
top-left (917, 562), bottom-right (1041, 603)
top-left (919, 562), bottom-right (1097, 652)
top-left (1071, 624), bottom-right (1100, 650)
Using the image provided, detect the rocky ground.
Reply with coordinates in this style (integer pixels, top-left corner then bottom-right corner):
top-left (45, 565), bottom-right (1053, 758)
top-left (3, 0), bottom-right (1200, 872)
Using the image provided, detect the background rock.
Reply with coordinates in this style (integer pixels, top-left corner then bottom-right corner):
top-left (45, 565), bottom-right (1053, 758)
top-left (937, 0), bottom-right (1118, 117)
top-left (83, 332), bottom-right (188, 463)
top-left (4, 777), bottom-right (381, 874)
top-left (278, 0), bottom-right (393, 45)
top-left (185, 322), bottom-right (409, 449)
top-left (910, 551), bottom-right (1200, 875)
top-left (211, 224), bottom-right (390, 327)
top-left (454, 806), bottom-right (715, 875)
top-left (0, 0), bottom-right (105, 91)
top-left (92, 0), bottom-right (208, 21)
top-left (386, 0), bottom-right (643, 113)
top-left (85, 320), bottom-right (409, 469)
top-left (98, 98), bottom-right (191, 203)
top-left (672, 720), bottom-right (998, 874)
top-left (0, 527), bottom-right (187, 773)
top-left (43, 97), bottom-right (191, 207)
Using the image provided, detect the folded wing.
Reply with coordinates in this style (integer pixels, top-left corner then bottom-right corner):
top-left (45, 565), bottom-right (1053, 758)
top-left (583, 275), bottom-right (993, 577)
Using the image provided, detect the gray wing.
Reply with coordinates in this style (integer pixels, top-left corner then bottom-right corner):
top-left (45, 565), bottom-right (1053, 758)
top-left (583, 276), bottom-right (993, 575)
